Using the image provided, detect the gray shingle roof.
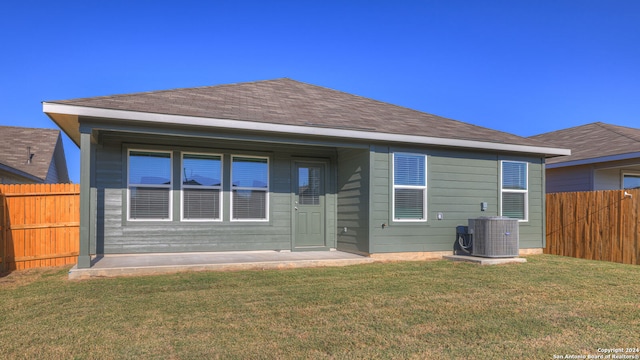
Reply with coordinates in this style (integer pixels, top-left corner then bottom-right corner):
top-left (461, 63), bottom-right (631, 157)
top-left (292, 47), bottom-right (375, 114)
top-left (530, 122), bottom-right (640, 165)
top-left (0, 126), bottom-right (63, 181)
top-left (48, 78), bottom-right (552, 149)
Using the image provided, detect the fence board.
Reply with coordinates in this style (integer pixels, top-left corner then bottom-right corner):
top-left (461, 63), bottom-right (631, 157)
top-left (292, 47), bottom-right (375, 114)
top-left (0, 184), bottom-right (80, 272)
top-left (545, 189), bottom-right (640, 265)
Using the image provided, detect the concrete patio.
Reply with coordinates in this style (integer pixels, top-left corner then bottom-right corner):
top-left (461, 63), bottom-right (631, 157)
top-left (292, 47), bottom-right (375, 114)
top-left (68, 250), bottom-right (376, 279)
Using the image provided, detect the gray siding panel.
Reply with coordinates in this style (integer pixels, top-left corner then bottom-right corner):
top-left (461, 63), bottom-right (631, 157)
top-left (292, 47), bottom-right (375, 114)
top-left (546, 166), bottom-right (593, 193)
top-left (337, 148), bottom-right (370, 254)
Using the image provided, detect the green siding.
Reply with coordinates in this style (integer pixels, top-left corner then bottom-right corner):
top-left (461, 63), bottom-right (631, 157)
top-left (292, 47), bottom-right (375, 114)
top-left (370, 146), bottom-right (545, 253)
top-left (337, 148), bottom-right (370, 254)
top-left (82, 119), bottom-right (546, 257)
top-left (92, 133), bottom-right (337, 254)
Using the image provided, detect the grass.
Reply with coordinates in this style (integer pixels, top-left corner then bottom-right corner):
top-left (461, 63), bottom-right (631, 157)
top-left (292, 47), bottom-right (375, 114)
top-left (1, 255), bottom-right (639, 359)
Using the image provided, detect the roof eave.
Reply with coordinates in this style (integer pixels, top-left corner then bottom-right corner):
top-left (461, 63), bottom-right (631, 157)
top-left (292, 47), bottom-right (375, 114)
top-left (0, 163), bottom-right (44, 183)
top-left (546, 152), bottom-right (640, 169)
top-left (42, 102), bottom-right (571, 157)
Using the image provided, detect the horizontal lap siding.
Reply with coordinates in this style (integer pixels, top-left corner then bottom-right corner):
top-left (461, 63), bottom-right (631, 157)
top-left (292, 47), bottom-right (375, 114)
top-left (546, 166), bottom-right (592, 193)
top-left (370, 146), bottom-right (545, 253)
top-left (95, 137), bottom-right (336, 254)
top-left (337, 148), bottom-right (370, 253)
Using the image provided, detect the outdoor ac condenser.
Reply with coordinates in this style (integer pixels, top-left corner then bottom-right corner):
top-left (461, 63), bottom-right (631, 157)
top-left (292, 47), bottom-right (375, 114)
top-left (468, 217), bottom-right (519, 258)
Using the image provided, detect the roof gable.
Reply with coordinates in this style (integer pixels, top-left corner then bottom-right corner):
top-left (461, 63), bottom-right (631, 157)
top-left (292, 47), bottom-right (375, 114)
top-left (0, 126), bottom-right (64, 181)
top-left (44, 78), bottom-right (567, 156)
top-left (530, 122), bottom-right (640, 165)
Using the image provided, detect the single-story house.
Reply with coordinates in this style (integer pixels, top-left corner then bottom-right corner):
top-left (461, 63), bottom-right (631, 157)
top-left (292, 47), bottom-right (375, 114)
top-left (43, 78), bottom-right (569, 268)
top-left (530, 122), bottom-right (640, 193)
top-left (0, 125), bottom-right (70, 184)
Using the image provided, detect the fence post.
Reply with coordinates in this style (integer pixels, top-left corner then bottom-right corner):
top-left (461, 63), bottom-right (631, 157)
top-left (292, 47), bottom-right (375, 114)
top-left (0, 188), bottom-right (6, 274)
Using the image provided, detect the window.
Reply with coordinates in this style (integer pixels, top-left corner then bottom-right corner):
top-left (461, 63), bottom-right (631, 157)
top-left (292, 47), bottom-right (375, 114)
top-left (181, 153), bottom-right (222, 221)
top-left (623, 173), bottom-right (640, 189)
top-left (231, 156), bottom-right (269, 220)
top-left (501, 161), bottom-right (528, 221)
top-left (393, 153), bottom-right (427, 221)
top-left (128, 150), bottom-right (172, 220)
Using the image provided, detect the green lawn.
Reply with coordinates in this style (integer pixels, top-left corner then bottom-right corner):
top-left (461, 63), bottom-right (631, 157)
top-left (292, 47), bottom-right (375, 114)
top-left (1, 255), bottom-right (639, 359)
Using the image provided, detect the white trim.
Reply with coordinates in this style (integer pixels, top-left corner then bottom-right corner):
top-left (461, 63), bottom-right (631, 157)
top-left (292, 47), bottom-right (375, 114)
top-left (392, 153), bottom-right (428, 222)
top-left (127, 149), bottom-right (173, 222)
top-left (622, 171), bottom-right (640, 189)
top-left (230, 155), bottom-right (270, 222)
top-left (546, 152), bottom-right (640, 169)
top-left (180, 152), bottom-right (223, 222)
top-left (43, 102), bottom-right (571, 156)
top-left (500, 160), bottom-right (528, 222)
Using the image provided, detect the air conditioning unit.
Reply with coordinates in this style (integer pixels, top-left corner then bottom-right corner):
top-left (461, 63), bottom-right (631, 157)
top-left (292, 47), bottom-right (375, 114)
top-left (468, 217), bottom-right (519, 258)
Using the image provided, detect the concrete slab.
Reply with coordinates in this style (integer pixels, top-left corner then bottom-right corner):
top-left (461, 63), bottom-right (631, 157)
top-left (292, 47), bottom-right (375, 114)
top-left (443, 255), bottom-right (527, 265)
top-left (68, 251), bottom-right (375, 280)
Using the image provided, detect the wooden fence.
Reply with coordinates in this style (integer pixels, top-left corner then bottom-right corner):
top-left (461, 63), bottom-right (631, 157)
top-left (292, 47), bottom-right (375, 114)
top-left (0, 183), bottom-right (79, 272)
top-left (545, 189), bottom-right (640, 265)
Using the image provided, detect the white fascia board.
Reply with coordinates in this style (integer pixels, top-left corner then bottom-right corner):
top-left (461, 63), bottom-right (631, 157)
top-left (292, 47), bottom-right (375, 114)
top-left (546, 152), bottom-right (640, 169)
top-left (43, 102), bottom-right (571, 156)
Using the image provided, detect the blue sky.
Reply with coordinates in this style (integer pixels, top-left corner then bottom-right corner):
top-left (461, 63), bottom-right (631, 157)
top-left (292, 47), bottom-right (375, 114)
top-left (1, 1), bottom-right (639, 183)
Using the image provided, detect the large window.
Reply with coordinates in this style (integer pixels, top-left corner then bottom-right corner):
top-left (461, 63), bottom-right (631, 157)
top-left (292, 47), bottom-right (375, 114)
top-left (231, 156), bottom-right (269, 221)
top-left (501, 161), bottom-right (528, 221)
top-left (393, 153), bottom-right (427, 221)
top-left (623, 173), bottom-right (640, 189)
top-left (181, 153), bottom-right (222, 221)
top-left (128, 150), bottom-right (172, 220)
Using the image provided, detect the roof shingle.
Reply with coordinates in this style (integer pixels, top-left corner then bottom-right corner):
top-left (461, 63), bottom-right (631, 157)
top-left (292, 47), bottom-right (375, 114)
top-left (530, 122), bottom-right (640, 165)
top-left (49, 78), bottom-right (552, 149)
top-left (0, 126), bottom-right (62, 181)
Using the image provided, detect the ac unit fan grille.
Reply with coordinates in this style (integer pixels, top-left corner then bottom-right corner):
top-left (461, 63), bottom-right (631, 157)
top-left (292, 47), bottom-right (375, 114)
top-left (469, 217), bottom-right (519, 258)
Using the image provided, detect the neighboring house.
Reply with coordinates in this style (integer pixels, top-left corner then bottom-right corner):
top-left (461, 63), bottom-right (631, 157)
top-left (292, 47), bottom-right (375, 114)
top-left (0, 125), bottom-right (70, 184)
top-left (43, 78), bottom-right (569, 269)
top-left (530, 122), bottom-right (640, 193)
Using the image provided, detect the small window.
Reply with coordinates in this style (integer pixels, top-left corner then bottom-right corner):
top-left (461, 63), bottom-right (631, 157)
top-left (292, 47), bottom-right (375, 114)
top-left (623, 173), bottom-right (640, 189)
top-left (231, 156), bottom-right (269, 221)
top-left (501, 161), bottom-right (528, 221)
top-left (128, 150), bottom-right (172, 220)
top-left (393, 153), bottom-right (427, 221)
top-left (181, 153), bottom-right (222, 221)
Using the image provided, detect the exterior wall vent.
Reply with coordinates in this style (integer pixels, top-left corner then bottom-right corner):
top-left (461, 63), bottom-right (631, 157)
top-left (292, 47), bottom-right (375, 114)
top-left (468, 217), bottom-right (519, 258)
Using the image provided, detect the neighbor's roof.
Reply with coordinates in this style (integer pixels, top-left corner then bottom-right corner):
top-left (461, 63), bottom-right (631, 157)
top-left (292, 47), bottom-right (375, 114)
top-left (43, 78), bottom-right (569, 156)
top-left (530, 122), bottom-right (640, 167)
top-left (0, 126), bottom-right (62, 181)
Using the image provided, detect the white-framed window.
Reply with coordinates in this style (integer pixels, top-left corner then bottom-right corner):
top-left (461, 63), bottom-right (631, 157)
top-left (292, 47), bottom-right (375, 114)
top-left (392, 153), bottom-right (427, 221)
top-left (623, 172), bottom-right (640, 189)
top-left (500, 161), bottom-right (528, 221)
top-left (181, 153), bottom-right (223, 221)
top-left (128, 150), bottom-right (172, 221)
top-left (231, 155), bottom-right (269, 221)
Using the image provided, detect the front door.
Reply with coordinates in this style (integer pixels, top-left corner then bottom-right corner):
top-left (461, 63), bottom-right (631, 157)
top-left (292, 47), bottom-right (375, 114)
top-left (293, 161), bottom-right (326, 249)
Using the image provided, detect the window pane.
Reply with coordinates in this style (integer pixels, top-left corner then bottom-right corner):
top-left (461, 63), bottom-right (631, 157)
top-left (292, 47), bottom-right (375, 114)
top-left (395, 188), bottom-right (424, 219)
top-left (183, 154), bottom-right (221, 186)
top-left (232, 157), bottom-right (268, 188)
top-left (624, 175), bottom-right (640, 189)
top-left (130, 187), bottom-right (170, 219)
top-left (394, 154), bottom-right (425, 186)
top-left (502, 192), bottom-right (525, 219)
top-left (502, 162), bottom-right (526, 190)
top-left (184, 188), bottom-right (220, 220)
top-left (299, 166), bottom-right (321, 205)
top-left (129, 151), bottom-right (171, 185)
top-left (233, 190), bottom-right (266, 219)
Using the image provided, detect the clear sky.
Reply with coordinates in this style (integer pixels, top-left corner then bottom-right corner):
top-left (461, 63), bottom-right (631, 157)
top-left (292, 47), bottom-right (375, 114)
top-left (1, 1), bottom-right (639, 184)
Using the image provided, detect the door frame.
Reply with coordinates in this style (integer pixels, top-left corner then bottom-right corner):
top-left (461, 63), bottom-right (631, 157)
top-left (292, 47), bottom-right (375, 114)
top-left (291, 158), bottom-right (332, 251)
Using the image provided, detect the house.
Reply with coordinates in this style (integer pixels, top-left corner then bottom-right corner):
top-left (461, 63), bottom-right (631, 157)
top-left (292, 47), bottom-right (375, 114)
top-left (0, 125), bottom-right (70, 184)
top-left (42, 78), bottom-right (569, 269)
top-left (530, 122), bottom-right (640, 193)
